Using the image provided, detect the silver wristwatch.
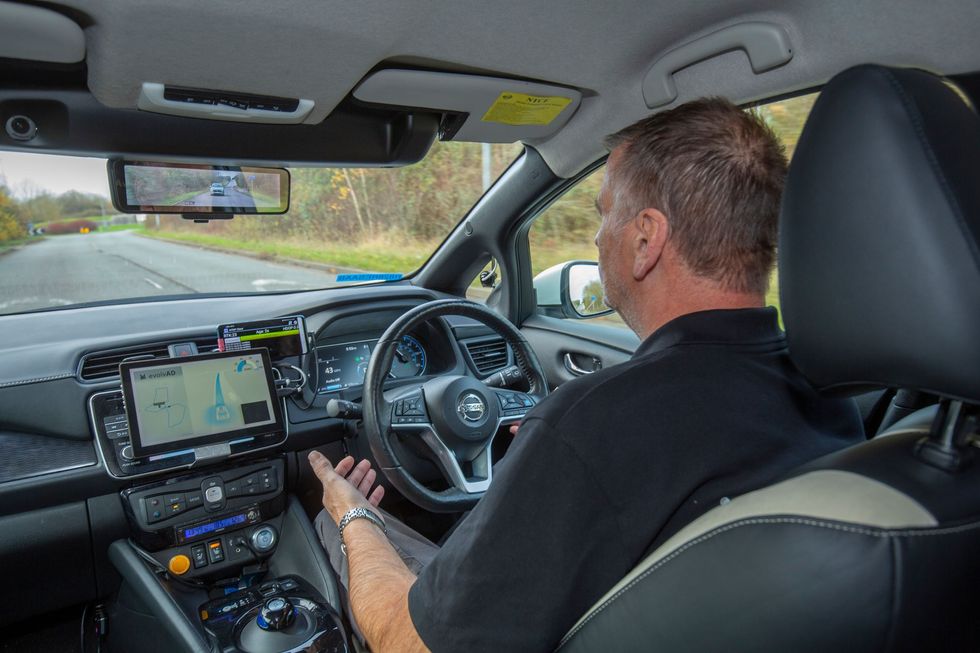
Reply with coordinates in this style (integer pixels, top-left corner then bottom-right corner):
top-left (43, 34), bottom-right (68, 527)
top-left (337, 507), bottom-right (387, 555)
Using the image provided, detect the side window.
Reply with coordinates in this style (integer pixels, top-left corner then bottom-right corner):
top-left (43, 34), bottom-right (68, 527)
top-left (528, 92), bottom-right (819, 327)
top-left (751, 92), bottom-right (820, 318)
top-left (528, 166), bottom-right (627, 328)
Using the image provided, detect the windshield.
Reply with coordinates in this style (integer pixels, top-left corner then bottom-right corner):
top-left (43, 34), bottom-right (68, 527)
top-left (0, 141), bottom-right (522, 315)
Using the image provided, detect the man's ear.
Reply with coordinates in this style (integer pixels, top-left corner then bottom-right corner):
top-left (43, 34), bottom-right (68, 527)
top-left (631, 208), bottom-right (669, 280)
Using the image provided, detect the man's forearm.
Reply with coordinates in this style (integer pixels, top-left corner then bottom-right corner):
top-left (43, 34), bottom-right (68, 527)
top-left (345, 519), bottom-right (430, 653)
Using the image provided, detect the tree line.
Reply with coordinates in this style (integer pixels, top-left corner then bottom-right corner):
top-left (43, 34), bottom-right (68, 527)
top-left (2, 94), bottom-right (815, 249)
top-left (151, 141), bottom-right (525, 246)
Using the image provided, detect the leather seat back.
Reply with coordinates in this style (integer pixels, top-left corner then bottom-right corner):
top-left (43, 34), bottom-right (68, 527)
top-left (558, 425), bottom-right (980, 652)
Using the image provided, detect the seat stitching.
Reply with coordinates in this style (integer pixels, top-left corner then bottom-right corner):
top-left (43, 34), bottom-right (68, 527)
top-left (556, 516), bottom-right (980, 649)
top-left (0, 372), bottom-right (75, 388)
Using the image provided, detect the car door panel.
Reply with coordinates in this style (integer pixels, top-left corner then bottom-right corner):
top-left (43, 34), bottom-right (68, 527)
top-left (521, 314), bottom-right (637, 389)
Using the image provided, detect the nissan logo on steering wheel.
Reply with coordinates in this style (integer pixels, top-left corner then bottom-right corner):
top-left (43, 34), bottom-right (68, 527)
top-left (457, 393), bottom-right (487, 422)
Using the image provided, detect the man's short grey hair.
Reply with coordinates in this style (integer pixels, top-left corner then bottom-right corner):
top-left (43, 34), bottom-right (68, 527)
top-left (604, 97), bottom-right (788, 295)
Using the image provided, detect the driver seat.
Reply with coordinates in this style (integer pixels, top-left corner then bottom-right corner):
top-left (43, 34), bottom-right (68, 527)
top-left (557, 64), bottom-right (980, 652)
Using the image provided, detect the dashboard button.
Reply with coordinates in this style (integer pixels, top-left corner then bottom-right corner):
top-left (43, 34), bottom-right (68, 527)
top-left (186, 492), bottom-right (203, 508)
top-left (208, 539), bottom-right (225, 563)
top-left (202, 477), bottom-right (226, 512)
top-left (165, 493), bottom-right (185, 505)
top-left (146, 507), bottom-right (165, 523)
top-left (225, 481), bottom-right (242, 497)
top-left (165, 500), bottom-right (186, 516)
top-left (146, 496), bottom-right (166, 523)
top-left (191, 545), bottom-right (208, 569)
top-left (168, 554), bottom-right (191, 576)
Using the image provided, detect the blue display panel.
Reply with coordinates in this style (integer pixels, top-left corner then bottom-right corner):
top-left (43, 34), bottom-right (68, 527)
top-left (182, 513), bottom-right (246, 539)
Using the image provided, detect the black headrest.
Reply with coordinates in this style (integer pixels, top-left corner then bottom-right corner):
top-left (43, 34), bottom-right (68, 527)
top-left (780, 64), bottom-right (980, 402)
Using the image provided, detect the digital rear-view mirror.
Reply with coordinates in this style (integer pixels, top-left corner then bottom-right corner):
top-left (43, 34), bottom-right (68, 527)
top-left (108, 160), bottom-right (289, 215)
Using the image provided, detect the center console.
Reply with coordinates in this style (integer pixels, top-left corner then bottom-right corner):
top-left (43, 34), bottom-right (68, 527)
top-left (88, 341), bottom-right (350, 653)
top-left (200, 575), bottom-right (346, 653)
top-left (122, 459), bottom-right (287, 579)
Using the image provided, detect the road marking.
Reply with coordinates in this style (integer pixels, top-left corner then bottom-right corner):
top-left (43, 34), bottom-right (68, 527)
top-left (143, 277), bottom-right (163, 290)
top-left (251, 279), bottom-right (302, 291)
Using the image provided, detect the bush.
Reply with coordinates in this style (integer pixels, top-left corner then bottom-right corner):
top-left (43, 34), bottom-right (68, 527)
top-left (0, 186), bottom-right (25, 242)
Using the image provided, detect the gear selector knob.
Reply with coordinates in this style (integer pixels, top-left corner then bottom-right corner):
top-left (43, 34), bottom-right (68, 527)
top-left (257, 597), bottom-right (295, 631)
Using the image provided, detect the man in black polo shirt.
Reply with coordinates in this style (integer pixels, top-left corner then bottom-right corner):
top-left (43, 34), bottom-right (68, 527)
top-left (309, 98), bottom-right (863, 652)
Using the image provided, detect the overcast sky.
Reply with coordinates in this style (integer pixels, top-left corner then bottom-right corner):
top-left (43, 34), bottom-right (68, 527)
top-left (0, 151), bottom-right (110, 199)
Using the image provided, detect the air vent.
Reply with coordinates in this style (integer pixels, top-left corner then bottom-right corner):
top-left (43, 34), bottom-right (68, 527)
top-left (79, 337), bottom-right (220, 381)
top-left (463, 337), bottom-right (510, 376)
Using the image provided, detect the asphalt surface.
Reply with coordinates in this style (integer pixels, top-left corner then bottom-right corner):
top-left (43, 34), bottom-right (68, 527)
top-left (179, 186), bottom-right (258, 209)
top-left (0, 232), bottom-right (345, 314)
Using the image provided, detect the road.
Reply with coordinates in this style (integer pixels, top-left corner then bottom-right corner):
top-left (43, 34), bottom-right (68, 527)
top-left (178, 186), bottom-right (258, 210)
top-left (0, 232), bottom-right (347, 314)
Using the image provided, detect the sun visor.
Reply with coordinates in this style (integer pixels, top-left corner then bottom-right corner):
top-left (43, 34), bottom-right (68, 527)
top-left (0, 1), bottom-right (85, 64)
top-left (353, 69), bottom-right (581, 143)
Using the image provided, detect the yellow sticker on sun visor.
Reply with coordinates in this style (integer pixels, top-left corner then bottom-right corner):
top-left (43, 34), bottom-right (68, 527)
top-left (481, 92), bottom-right (573, 126)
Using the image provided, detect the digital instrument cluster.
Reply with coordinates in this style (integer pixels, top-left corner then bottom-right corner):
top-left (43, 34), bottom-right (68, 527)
top-left (317, 334), bottom-right (427, 393)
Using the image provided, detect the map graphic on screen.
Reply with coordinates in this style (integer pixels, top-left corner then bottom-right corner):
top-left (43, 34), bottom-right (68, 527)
top-left (126, 352), bottom-right (276, 450)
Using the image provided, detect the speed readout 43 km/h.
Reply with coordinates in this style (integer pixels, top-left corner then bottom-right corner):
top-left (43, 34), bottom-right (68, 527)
top-left (318, 334), bottom-right (427, 393)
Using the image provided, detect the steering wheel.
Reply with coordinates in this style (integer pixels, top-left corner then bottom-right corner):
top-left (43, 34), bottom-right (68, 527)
top-left (362, 299), bottom-right (549, 512)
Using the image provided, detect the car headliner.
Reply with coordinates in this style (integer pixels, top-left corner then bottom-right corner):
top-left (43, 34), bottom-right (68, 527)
top-left (7, 0), bottom-right (980, 177)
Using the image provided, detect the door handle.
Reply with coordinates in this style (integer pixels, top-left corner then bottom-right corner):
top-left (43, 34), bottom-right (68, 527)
top-left (563, 353), bottom-right (601, 376)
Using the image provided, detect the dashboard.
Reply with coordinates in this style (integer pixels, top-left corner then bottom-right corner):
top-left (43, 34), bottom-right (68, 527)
top-left (0, 284), bottom-right (509, 490)
top-left (0, 284), bottom-right (516, 624)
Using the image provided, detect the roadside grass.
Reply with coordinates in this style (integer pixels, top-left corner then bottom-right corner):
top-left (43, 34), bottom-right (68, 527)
top-left (138, 229), bottom-right (435, 274)
top-left (163, 190), bottom-right (205, 206)
top-left (98, 223), bottom-right (144, 232)
top-left (0, 236), bottom-right (42, 252)
top-left (249, 189), bottom-right (279, 207)
top-left (138, 227), bottom-right (783, 322)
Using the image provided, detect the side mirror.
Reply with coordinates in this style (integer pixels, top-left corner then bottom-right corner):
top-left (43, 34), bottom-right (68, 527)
top-left (533, 260), bottom-right (614, 319)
